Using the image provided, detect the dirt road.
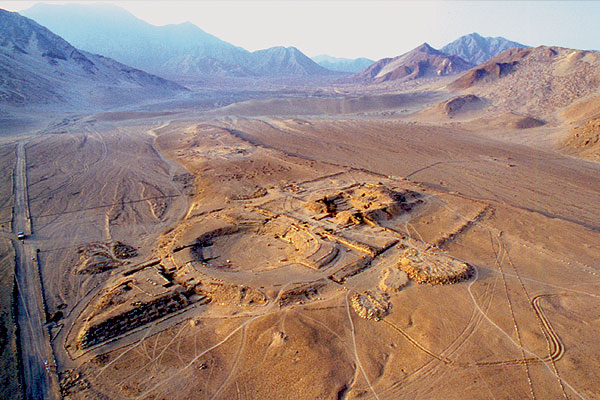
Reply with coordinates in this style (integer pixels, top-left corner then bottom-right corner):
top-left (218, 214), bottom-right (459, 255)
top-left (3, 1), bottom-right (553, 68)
top-left (13, 142), bottom-right (58, 399)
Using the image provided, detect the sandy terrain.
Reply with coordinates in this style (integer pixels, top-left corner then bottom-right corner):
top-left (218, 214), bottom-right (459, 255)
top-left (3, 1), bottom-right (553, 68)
top-left (0, 143), bottom-right (22, 399)
top-left (3, 6), bottom-right (600, 398)
top-left (0, 70), bottom-right (599, 400)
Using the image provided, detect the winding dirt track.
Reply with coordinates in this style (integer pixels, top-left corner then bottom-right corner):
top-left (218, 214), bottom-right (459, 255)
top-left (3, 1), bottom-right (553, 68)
top-left (532, 295), bottom-right (565, 362)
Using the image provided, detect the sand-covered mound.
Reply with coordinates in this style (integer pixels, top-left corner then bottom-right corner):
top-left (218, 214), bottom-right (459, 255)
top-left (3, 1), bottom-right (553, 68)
top-left (418, 94), bottom-right (487, 120)
top-left (559, 95), bottom-right (600, 122)
top-left (440, 94), bottom-right (484, 116)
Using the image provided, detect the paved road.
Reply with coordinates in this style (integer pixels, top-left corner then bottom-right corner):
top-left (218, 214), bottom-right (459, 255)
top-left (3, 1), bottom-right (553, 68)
top-left (13, 142), bottom-right (58, 399)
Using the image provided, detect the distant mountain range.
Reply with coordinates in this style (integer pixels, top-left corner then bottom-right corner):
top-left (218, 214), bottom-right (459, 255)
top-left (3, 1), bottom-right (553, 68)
top-left (441, 32), bottom-right (529, 65)
top-left (311, 55), bottom-right (374, 73)
top-left (0, 9), bottom-right (185, 107)
top-left (351, 43), bottom-right (474, 84)
top-left (12, 3), bottom-right (538, 89)
top-left (22, 3), bottom-right (334, 80)
top-left (349, 34), bottom-right (529, 85)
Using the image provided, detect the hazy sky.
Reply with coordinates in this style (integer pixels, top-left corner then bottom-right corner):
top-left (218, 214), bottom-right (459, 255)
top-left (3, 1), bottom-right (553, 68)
top-left (1, 1), bottom-right (599, 60)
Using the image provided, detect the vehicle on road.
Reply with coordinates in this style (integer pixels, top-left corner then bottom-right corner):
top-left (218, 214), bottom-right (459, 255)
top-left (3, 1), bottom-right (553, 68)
top-left (17, 232), bottom-right (26, 240)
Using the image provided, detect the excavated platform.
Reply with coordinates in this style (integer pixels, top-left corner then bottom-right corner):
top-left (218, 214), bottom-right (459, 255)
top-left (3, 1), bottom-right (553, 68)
top-left (66, 170), bottom-right (482, 355)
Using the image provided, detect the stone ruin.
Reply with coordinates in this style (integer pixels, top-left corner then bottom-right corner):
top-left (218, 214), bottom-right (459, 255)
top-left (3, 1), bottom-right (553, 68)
top-left (350, 290), bottom-right (391, 321)
top-left (398, 247), bottom-right (473, 285)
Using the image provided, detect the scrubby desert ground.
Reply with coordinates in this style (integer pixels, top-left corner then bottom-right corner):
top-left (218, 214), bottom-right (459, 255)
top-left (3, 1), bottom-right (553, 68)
top-left (2, 84), bottom-right (600, 400)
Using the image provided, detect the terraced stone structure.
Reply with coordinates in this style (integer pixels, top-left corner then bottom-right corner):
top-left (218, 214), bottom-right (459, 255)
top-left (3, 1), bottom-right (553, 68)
top-left (350, 290), bottom-right (391, 321)
top-left (399, 247), bottom-right (473, 285)
top-left (67, 174), bottom-right (475, 358)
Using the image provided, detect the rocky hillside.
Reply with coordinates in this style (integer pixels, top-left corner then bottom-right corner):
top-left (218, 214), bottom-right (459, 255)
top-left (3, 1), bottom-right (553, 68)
top-left (449, 46), bottom-right (600, 117)
top-left (446, 45), bottom-right (600, 159)
top-left (0, 9), bottom-right (186, 108)
top-left (441, 33), bottom-right (529, 65)
top-left (564, 116), bottom-right (600, 160)
top-left (352, 43), bottom-right (473, 84)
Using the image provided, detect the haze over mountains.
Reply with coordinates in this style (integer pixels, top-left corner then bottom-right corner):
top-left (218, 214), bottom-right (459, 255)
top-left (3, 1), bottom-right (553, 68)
top-left (311, 55), bottom-right (374, 73)
top-left (250, 46), bottom-right (331, 76)
top-left (5, 0), bottom-right (594, 123)
top-left (3, 0), bottom-right (591, 121)
top-left (22, 3), bottom-right (335, 79)
top-left (20, 2), bottom-right (536, 86)
top-left (0, 9), bottom-right (185, 108)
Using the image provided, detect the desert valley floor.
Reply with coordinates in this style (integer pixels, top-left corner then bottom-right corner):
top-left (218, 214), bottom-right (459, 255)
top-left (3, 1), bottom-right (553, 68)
top-left (1, 88), bottom-right (600, 400)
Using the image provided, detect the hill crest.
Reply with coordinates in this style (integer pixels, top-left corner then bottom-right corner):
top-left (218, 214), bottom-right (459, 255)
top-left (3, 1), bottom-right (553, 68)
top-left (352, 42), bottom-right (473, 84)
top-left (441, 32), bottom-right (529, 65)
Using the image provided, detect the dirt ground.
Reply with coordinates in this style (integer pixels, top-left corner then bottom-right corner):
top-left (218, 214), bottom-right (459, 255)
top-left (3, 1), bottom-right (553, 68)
top-left (0, 237), bottom-right (21, 400)
top-left (1, 87), bottom-right (599, 400)
top-left (0, 144), bottom-right (22, 399)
